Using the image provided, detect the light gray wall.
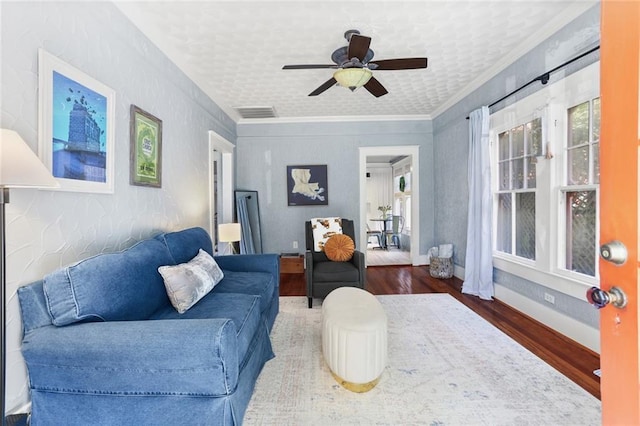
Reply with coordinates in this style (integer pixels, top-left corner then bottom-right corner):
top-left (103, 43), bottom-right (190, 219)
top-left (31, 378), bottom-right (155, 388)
top-left (236, 119), bottom-right (435, 255)
top-left (1, 1), bottom-right (235, 413)
top-left (432, 5), bottom-right (600, 328)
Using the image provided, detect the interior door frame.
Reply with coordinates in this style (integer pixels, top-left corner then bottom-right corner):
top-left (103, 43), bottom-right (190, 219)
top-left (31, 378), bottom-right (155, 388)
top-left (208, 130), bottom-right (235, 249)
top-left (359, 145), bottom-right (420, 266)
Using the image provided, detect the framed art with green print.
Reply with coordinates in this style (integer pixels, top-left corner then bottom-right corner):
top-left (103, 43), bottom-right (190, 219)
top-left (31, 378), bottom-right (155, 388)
top-left (130, 105), bottom-right (162, 187)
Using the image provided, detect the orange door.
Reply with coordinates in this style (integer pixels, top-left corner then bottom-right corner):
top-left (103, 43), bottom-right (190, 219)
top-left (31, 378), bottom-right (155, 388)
top-left (599, 1), bottom-right (640, 424)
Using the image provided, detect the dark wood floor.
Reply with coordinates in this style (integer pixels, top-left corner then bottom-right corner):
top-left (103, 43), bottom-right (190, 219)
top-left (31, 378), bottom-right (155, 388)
top-left (280, 264), bottom-right (601, 399)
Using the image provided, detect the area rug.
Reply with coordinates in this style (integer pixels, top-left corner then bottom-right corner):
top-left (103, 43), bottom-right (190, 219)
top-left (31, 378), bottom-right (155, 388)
top-left (244, 294), bottom-right (601, 425)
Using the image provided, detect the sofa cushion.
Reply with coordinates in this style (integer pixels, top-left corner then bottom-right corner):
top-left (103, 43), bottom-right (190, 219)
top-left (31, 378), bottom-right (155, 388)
top-left (157, 227), bottom-right (213, 264)
top-left (43, 238), bottom-right (174, 326)
top-left (212, 271), bottom-right (275, 314)
top-left (158, 249), bottom-right (225, 314)
top-left (313, 261), bottom-right (359, 283)
top-left (151, 293), bottom-right (263, 366)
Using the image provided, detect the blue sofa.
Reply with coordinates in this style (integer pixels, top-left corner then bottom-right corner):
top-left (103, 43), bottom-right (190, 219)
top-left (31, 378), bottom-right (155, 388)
top-left (17, 227), bottom-right (279, 426)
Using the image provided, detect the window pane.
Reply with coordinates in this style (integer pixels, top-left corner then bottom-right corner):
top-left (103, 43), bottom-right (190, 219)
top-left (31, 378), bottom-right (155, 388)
top-left (568, 102), bottom-right (589, 147)
top-left (513, 125), bottom-right (524, 157)
top-left (499, 161), bottom-right (509, 190)
top-left (499, 132), bottom-right (509, 160)
top-left (404, 172), bottom-right (411, 192)
top-left (393, 175), bottom-right (401, 192)
top-left (526, 156), bottom-right (536, 188)
top-left (516, 192), bottom-right (535, 260)
top-left (497, 194), bottom-right (512, 253)
top-left (592, 98), bottom-right (600, 142)
top-left (568, 146), bottom-right (589, 185)
top-left (566, 191), bottom-right (596, 276)
top-left (593, 142), bottom-right (600, 184)
top-left (512, 159), bottom-right (524, 189)
top-left (405, 197), bottom-right (411, 230)
top-left (526, 118), bottom-right (543, 157)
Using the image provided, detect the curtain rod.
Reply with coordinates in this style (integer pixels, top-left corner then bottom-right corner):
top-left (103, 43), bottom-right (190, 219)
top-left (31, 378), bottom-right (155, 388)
top-left (465, 45), bottom-right (600, 119)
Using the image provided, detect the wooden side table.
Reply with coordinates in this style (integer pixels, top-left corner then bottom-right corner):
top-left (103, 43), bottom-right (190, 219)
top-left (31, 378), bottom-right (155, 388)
top-left (280, 253), bottom-right (304, 274)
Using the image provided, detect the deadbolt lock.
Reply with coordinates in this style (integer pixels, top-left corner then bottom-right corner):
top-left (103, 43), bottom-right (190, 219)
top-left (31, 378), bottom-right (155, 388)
top-left (600, 240), bottom-right (627, 265)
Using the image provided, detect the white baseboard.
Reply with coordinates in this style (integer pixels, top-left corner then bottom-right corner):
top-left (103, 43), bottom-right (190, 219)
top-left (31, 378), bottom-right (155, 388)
top-left (495, 284), bottom-right (600, 353)
top-left (454, 264), bottom-right (465, 280)
top-left (452, 265), bottom-right (599, 353)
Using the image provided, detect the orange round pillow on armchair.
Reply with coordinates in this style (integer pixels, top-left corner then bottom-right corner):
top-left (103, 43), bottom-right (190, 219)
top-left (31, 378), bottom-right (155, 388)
top-left (324, 234), bottom-right (355, 262)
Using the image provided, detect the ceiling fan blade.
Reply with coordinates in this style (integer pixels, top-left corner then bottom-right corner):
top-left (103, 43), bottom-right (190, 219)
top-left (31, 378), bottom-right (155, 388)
top-left (283, 64), bottom-right (338, 70)
top-left (309, 77), bottom-right (337, 96)
top-left (369, 58), bottom-right (428, 70)
top-left (347, 34), bottom-right (371, 62)
top-left (364, 77), bottom-right (388, 97)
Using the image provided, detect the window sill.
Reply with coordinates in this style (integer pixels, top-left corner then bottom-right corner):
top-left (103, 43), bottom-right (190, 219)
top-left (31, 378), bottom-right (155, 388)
top-left (493, 254), bottom-right (598, 300)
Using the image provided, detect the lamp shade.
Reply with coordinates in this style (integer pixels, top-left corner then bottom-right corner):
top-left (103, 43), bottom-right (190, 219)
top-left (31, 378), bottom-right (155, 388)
top-left (0, 129), bottom-right (58, 188)
top-left (333, 68), bottom-right (373, 90)
top-left (218, 223), bottom-right (241, 243)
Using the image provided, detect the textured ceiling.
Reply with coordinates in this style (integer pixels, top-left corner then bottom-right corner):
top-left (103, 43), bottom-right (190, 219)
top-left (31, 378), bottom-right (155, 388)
top-left (115, 1), bottom-right (597, 122)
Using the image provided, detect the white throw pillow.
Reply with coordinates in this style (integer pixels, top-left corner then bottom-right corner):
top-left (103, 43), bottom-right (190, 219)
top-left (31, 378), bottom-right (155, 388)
top-left (158, 249), bottom-right (224, 314)
top-left (310, 217), bottom-right (343, 252)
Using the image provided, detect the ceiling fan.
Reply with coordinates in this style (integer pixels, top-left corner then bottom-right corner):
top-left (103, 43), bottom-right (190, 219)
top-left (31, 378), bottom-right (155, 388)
top-left (282, 29), bottom-right (428, 98)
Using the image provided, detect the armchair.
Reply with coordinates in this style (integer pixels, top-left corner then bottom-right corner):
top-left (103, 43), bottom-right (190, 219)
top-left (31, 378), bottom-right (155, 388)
top-left (305, 218), bottom-right (365, 308)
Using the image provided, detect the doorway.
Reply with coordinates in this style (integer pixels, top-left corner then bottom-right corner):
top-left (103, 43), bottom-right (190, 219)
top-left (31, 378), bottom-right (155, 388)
top-left (209, 130), bottom-right (235, 254)
top-left (365, 158), bottom-right (411, 265)
top-left (359, 146), bottom-right (420, 266)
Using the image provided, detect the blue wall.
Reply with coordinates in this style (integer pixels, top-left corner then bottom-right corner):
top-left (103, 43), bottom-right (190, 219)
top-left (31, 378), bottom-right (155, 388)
top-left (432, 5), bottom-right (600, 329)
top-left (236, 119), bottom-right (435, 255)
top-left (0, 1), bottom-right (235, 413)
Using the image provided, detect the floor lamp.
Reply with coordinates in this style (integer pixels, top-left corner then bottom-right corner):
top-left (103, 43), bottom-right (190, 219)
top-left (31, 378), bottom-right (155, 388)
top-left (218, 223), bottom-right (241, 255)
top-left (0, 129), bottom-right (58, 425)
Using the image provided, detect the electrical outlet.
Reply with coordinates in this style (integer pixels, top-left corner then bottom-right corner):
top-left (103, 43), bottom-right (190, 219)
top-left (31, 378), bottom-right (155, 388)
top-left (293, 241), bottom-right (298, 249)
top-left (544, 292), bottom-right (555, 304)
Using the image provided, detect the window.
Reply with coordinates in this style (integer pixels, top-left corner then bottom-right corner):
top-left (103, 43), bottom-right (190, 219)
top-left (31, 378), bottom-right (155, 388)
top-left (562, 98), bottom-right (600, 276)
top-left (392, 160), bottom-right (411, 232)
top-left (490, 62), bottom-right (600, 294)
top-left (495, 119), bottom-right (542, 260)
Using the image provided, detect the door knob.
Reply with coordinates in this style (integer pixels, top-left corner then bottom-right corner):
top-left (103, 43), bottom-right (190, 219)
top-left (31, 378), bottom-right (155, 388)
top-left (600, 240), bottom-right (627, 265)
top-left (586, 286), bottom-right (628, 309)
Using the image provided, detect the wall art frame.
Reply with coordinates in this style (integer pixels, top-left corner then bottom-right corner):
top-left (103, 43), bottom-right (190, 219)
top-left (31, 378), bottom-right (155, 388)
top-left (38, 48), bottom-right (115, 193)
top-left (130, 105), bottom-right (163, 188)
top-left (286, 164), bottom-right (328, 206)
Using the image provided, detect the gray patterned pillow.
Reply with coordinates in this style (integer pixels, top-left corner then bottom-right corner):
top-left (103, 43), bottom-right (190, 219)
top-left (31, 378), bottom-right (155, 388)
top-left (158, 249), bottom-right (224, 314)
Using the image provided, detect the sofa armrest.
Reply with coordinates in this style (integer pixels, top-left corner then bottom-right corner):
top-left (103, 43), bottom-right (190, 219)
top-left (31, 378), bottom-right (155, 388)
top-left (22, 318), bottom-right (239, 396)
top-left (305, 250), bottom-right (314, 295)
top-left (214, 253), bottom-right (279, 281)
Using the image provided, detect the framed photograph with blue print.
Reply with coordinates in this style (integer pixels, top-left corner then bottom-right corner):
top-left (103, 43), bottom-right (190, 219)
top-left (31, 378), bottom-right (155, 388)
top-left (286, 164), bottom-right (328, 206)
top-left (38, 49), bottom-right (115, 193)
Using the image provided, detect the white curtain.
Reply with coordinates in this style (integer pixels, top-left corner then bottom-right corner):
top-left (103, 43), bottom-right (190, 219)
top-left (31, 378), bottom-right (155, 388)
top-left (462, 106), bottom-right (494, 300)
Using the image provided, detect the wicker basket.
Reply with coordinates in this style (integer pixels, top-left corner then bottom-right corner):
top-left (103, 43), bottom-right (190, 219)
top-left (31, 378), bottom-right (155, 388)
top-left (429, 256), bottom-right (453, 279)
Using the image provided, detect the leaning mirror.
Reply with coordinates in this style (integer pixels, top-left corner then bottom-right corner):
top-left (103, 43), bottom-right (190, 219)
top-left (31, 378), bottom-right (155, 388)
top-left (234, 190), bottom-right (263, 254)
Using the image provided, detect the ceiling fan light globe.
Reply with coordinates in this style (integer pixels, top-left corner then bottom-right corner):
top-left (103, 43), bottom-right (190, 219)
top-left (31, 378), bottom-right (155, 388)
top-left (334, 68), bottom-right (372, 90)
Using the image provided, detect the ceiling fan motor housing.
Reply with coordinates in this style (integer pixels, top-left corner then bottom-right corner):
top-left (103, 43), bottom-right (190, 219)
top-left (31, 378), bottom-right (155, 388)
top-left (331, 46), bottom-right (375, 68)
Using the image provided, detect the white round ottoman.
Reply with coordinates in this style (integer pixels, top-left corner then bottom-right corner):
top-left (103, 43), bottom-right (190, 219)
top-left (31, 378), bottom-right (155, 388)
top-left (322, 287), bottom-right (388, 392)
